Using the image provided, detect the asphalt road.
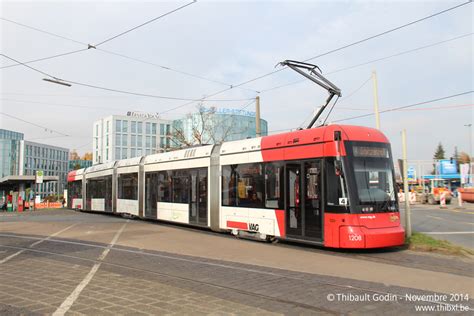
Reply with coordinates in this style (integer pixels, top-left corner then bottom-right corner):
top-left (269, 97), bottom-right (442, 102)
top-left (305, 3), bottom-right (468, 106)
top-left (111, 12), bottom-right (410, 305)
top-left (0, 209), bottom-right (473, 315)
top-left (400, 203), bottom-right (474, 249)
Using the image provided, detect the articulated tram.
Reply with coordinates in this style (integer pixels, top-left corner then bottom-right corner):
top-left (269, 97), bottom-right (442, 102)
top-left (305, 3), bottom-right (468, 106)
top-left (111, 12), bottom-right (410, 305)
top-left (67, 124), bottom-right (404, 249)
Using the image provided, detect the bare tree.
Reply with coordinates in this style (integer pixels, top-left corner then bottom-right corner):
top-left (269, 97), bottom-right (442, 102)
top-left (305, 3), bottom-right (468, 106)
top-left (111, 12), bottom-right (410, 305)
top-left (170, 104), bottom-right (245, 149)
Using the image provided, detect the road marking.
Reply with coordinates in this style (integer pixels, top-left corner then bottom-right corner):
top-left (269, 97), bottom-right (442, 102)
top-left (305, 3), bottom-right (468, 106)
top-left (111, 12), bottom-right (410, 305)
top-left (53, 220), bottom-right (129, 316)
top-left (419, 231), bottom-right (474, 235)
top-left (427, 215), bottom-right (444, 220)
top-left (0, 223), bottom-right (77, 264)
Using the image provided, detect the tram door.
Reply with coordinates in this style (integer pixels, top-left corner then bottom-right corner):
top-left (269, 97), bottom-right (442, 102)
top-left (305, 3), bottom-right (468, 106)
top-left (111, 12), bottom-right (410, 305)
top-left (190, 168), bottom-right (208, 226)
top-left (303, 161), bottom-right (322, 239)
top-left (285, 161), bottom-right (322, 240)
top-left (286, 164), bottom-right (302, 237)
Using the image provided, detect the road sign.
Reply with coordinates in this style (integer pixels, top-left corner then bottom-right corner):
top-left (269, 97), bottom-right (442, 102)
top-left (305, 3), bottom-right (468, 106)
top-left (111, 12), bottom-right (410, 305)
top-left (35, 170), bottom-right (44, 184)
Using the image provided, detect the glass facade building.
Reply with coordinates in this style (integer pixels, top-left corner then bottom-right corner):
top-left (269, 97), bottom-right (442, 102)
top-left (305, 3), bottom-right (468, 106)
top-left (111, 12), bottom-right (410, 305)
top-left (172, 111), bottom-right (268, 146)
top-left (20, 141), bottom-right (69, 197)
top-left (0, 129), bottom-right (69, 198)
top-left (93, 115), bottom-right (172, 164)
top-left (69, 159), bottom-right (93, 171)
top-left (0, 129), bottom-right (23, 179)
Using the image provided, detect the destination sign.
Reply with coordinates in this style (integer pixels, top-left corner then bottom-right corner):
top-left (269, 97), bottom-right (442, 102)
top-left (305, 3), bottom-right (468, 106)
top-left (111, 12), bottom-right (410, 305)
top-left (353, 146), bottom-right (389, 158)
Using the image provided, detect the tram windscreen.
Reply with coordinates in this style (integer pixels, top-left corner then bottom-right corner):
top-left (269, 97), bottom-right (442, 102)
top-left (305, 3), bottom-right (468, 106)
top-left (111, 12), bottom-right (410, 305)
top-left (347, 142), bottom-right (398, 213)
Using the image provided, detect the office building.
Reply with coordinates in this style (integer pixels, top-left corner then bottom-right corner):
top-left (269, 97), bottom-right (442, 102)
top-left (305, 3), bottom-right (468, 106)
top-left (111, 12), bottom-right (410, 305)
top-left (20, 141), bottom-right (69, 196)
top-left (0, 129), bottom-right (23, 179)
top-left (172, 108), bottom-right (268, 146)
top-left (93, 113), bottom-right (172, 164)
top-left (0, 129), bottom-right (69, 198)
top-left (69, 159), bottom-right (93, 171)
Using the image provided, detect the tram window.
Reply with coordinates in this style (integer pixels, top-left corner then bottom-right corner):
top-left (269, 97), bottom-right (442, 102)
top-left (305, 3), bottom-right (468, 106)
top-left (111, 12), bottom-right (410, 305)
top-left (222, 163), bottom-right (264, 208)
top-left (326, 158), bottom-right (349, 211)
top-left (158, 171), bottom-right (172, 202)
top-left (265, 163), bottom-right (282, 209)
top-left (118, 173), bottom-right (138, 200)
top-left (172, 170), bottom-right (190, 203)
top-left (145, 172), bottom-right (158, 216)
top-left (222, 165), bottom-right (237, 206)
top-left (87, 178), bottom-right (106, 198)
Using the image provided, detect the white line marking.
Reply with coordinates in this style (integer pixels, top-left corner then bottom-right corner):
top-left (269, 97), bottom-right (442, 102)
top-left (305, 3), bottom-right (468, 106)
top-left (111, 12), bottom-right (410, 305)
top-left (427, 215), bottom-right (444, 220)
top-left (419, 231), bottom-right (474, 235)
top-left (53, 220), bottom-right (129, 316)
top-left (0, 223), bottom-right (77, 264)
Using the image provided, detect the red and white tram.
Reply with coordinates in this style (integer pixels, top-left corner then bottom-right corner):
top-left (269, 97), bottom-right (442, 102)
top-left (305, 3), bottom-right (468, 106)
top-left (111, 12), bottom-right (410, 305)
top-left (67, 124), bottom-right (404, 249)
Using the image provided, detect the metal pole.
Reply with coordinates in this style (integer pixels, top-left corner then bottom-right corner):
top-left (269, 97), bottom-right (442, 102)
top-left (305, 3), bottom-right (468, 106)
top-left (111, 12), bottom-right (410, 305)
top-left (372, 70), bottom-right (381, 130)
top-left (255, 96), bottom-right (261, 137)
top-left (465, 124), bottom-right (473, 184)
top-left (402, 129), bottom-right (411, 238)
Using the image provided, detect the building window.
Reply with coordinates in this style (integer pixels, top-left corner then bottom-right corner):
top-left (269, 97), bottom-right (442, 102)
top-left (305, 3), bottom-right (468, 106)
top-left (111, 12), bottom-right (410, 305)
top-left (152, 123), bottom-right (157, 134)
top-left (166, 125), bottom-right (170, 135)
top-left (137, 122), bottom-right (142, 134)
top-left (152, 136), bottom-right (156, 149)
top-left (131, 148), bottom-right (136, 158)
top-left (116, 120), bottom-right (121, 132)
top-left (122, 149), bottom-right (127, 159)
top-left (146, 136), bottom-right (151, 148)
top-left (115, 148), bottom-right (121, 160)
top-left (122, 120), bottom-right (128, 133)
top-left (115, 134), bottom-right (121, 146)
top-left (106, 149), bottom-right (109, 161)
top-left (131, 121), bottom-right (136, 133)
top-left (131, 134), bottom-right (136, 147)
top-left (160, 124), bottom-right (165, 135)
top-left (137, 135), bottom-right (142, 147)
top-left (106, 121), bottom-right (109, 133)
top-left (122, 134), bottom-right (128, 147)
top-left (160, 137), bottom-right (165, 148)
top-left (146, 122), bottom-right (151, 134)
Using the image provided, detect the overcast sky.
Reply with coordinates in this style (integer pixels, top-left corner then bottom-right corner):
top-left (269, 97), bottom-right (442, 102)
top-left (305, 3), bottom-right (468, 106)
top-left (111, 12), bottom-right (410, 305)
top-left (1, 0), bottom-right (472, 162)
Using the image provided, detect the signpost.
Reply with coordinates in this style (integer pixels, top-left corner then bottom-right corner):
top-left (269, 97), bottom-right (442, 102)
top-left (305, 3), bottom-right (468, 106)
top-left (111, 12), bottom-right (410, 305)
top-left (34, 170), bottom-right (43, 211)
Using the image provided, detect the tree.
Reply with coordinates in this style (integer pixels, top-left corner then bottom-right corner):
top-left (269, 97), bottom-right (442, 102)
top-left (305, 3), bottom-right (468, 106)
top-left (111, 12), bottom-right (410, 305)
top-left (73, 163), bottom-right (81, 170)
top-left (69, 150), bottom-right (80, 161)
top-left (82, 152), bottom-right (93, 161)
top-left (459, 152), bottom-right (471, 164)
top-left (432, 142), bottom-right (446, 174)
top-left (170, 105), bottom-right (243, 149)
top-left (433, 142), bottom-right (445, 160)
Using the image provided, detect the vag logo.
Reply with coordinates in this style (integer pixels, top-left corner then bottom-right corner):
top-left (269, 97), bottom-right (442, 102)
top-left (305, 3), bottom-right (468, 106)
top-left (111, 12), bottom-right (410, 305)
top-left (248, 223), bottom-right (260, 232)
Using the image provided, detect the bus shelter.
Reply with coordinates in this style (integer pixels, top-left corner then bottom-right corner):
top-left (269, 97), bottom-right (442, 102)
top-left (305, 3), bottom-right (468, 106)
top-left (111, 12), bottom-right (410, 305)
top-left (0, 175), bottom-right (59, 211)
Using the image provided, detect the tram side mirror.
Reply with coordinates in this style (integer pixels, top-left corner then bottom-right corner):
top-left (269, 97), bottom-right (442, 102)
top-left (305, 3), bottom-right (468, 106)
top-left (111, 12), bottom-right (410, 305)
top-left (335, 160), bottom-right (343, 177)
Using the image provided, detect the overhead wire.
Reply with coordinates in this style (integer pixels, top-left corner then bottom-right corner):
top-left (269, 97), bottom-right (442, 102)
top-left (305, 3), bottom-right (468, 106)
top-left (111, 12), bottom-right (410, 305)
top-left (331, 91), bottom-right (473, 122)
top-left (0, 53), bottom-right (254, 102)
top-left (266, 92), bottom-right (473, 134)
top-left (0, 13), bottom-right (259, 94)
top-left (168, 0), bottom-right (472, 108)
top-left (94, 0), bottom-right (197, 47)
top-left (258, 32), bottom-right (473, 94)
top-left (0, 112), bottom-right (69, 136)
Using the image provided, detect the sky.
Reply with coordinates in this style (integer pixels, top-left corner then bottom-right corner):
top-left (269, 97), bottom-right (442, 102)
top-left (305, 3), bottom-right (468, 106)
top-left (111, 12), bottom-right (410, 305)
top-left (0, 0), bottom-right (472, 162)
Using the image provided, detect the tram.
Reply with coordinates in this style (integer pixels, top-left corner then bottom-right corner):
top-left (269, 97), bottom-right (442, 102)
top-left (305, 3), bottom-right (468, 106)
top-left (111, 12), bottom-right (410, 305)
top-left (67, 124), bottom-right (404, 249)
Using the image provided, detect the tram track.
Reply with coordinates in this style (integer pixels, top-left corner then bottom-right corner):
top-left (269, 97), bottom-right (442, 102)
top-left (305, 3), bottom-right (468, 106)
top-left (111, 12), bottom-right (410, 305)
top-left (0, 233), bottom-right (472, 313)
top-left (0, 242), bottom-right (337, 315)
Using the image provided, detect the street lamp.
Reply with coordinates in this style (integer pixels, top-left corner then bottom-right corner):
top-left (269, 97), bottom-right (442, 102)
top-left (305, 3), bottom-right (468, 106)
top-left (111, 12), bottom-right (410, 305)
top-left (43, 78), bottom-right (72, 87)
